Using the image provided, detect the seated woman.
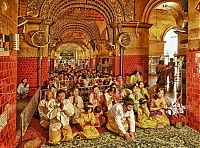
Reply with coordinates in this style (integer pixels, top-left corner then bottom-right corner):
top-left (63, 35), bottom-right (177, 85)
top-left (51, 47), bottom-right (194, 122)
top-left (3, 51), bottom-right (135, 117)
top-left (136, 98), bottom-right (157, 128)
top-left (150, 87), bottom-right (171, 127)
top-left (78, 103), bottom-right (99, 139)
top-left (69, 87), bottom-right (84, 126)
top-left (137, 81), bottom-right (150, 103)
top-left (130, 70), bottom-right (143, 85)
top-left (89, 85), bottom-right (107, 115)
top-left (104, 87), bottom-right (118, 111)
top-left (17, 78), bottom-right (29, 99)
top-left (105, 83), bottom-right (121, 102)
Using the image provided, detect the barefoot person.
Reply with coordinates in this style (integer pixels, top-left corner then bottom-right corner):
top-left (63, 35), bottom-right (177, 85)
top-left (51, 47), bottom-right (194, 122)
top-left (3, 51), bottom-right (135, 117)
top-left (106, 97), bottom-right (135, 140)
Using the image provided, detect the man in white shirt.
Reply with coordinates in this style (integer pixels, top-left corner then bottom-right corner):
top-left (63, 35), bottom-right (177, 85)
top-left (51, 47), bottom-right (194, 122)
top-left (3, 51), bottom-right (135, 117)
top-left (48, 89), bottom-right (74, 145)
top-left (106, 97), bottom-right (135, 140)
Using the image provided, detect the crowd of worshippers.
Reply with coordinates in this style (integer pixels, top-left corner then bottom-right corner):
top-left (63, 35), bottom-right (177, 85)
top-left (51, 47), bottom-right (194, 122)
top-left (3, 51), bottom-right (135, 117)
top-left (37, 68), bottom-right (187, 145)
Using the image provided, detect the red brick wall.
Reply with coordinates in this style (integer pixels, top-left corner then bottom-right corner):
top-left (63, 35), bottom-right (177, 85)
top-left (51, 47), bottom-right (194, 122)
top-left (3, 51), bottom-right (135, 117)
top-left (49, 58), bottom-right (54, 72)
top-left (115, 55), bottom-right (149, 85)
top-left (17, 57), bottom-right (48, 95)
top-left (0, 51), bottom-right (17, 147)
top-left (17, 58), bottom-right (38, 95)
top-left (186, 50), bottom-right (200, 133)
top-left (41, 57), bottom-right (49, 87)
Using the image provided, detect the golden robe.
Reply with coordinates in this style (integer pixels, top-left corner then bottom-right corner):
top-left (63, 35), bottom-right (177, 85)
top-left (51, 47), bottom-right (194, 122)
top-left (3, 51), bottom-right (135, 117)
top-left (79, 112), bottom-right (99, 139)
top-left (106, 103), bottom-right (135, 135)
top-left (48, 99), bottom-right (74, 145)
top-left (137, 107), bottom-right (157, 128)
top-left (150, 97), bottom-right (171, 126)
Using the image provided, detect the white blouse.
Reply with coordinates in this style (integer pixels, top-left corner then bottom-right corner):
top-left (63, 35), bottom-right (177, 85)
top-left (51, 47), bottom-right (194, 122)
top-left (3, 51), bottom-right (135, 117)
top-left (48, 99), bottom-right (74, 130)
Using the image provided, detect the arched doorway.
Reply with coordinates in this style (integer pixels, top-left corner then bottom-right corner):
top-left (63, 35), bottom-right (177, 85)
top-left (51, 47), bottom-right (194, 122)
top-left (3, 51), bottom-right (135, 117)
top-left (164, 29), bottom-right (178, 65)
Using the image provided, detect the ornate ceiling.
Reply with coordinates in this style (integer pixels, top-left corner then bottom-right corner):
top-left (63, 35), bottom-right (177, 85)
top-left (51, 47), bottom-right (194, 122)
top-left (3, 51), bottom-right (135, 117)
top-left (18, 0), bottom-right (186, 54)
top-left (19, 0), bottom-right (136, 52)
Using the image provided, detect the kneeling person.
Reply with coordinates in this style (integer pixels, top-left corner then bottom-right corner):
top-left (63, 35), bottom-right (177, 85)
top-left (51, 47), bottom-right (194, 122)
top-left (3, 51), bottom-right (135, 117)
top-left (136, 98), bottom-right (157, 128)
top-left (38, 90), bottom-right (55, 129)
top-left (48, 89), bottom-right (74, 145)
top-left (106, 97), bottom-right (135, 140)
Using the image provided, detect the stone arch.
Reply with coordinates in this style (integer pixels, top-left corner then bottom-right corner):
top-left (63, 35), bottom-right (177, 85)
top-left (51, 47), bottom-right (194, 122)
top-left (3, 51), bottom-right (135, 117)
top-left (49, 20), bottom-right (100, 49)
top-left (141, 0), bottom-right (182, 23)
top-left (51, 20), bottom-right (100, 40)
top-left (56, 41), bottom-right (89, 52)
top-left (39, 0), bottom-right (122, 24)
top-left (162, 26), bottom-right (175, 41)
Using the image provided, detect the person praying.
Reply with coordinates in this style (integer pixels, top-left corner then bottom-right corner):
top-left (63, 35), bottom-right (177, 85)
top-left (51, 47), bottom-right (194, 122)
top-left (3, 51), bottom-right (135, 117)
top-left (38, 90), bottom-right (55, 129)
top-left (48, 89), bottom-right (74, 145)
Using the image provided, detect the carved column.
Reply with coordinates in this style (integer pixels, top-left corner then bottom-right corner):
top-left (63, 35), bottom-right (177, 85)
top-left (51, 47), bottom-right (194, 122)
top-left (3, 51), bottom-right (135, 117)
top-left (18, 17), bottom-right (52, 89)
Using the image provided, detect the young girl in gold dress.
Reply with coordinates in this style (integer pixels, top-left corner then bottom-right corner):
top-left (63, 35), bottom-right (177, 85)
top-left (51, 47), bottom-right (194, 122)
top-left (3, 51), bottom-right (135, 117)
top-left (136, 98), bottom-right (157, 128)
top-left (78, 103), bottom-right (99, 139)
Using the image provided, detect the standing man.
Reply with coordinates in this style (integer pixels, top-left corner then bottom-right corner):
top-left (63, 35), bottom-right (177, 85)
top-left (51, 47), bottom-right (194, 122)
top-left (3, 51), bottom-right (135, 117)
top-left (106, 97), bottom-right (135, 140)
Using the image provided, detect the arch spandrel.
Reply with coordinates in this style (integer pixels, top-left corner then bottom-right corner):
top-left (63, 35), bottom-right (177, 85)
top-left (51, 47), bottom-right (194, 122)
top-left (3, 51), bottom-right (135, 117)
top-left (34, 0), bottom-right (132, 23)
top-left (38, 0), bottom-right (115, 23)
top-left (142, 0), bottom-right (185, 23)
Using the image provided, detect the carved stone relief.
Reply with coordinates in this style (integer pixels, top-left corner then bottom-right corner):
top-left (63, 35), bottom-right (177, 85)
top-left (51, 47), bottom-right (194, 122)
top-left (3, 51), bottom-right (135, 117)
top-left (106, 24), bottom-right (114, 45)
top-left (27, 0), bottom-right (44, 17)
top-left (0, 13), bottom-right (17, 34)
top-left (124, 0), bottom-right (135, 22)
top-left (38, 0), bottom-right (119, 23)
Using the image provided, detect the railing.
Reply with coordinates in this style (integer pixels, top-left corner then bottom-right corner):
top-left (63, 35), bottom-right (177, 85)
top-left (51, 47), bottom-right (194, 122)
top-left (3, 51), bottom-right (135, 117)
top-left (20, 87), bottom-right (41, 142)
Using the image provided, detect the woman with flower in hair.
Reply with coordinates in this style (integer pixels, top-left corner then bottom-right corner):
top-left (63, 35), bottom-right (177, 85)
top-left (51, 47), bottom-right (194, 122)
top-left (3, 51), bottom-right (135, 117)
top-left (150, 87), bottom-right (171, 127)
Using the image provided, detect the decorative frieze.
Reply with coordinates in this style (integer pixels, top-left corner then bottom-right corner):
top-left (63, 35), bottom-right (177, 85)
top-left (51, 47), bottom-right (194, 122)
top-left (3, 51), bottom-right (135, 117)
top-left (0, 13), bottom-right (17, 34)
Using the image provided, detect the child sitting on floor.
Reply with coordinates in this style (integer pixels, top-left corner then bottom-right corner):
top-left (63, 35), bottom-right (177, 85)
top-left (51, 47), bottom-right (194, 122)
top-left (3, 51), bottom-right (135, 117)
top-left (136, 98), bottom-right (157, 128)
top-left (78, 102), bottom-right (99, 139)
top-left (94, 105), bottom-right (106, 127)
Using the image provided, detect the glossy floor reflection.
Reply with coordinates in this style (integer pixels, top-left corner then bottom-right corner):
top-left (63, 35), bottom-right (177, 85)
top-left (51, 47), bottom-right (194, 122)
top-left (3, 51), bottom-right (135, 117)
top-left (148, 75), bottom-right (178, 104)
